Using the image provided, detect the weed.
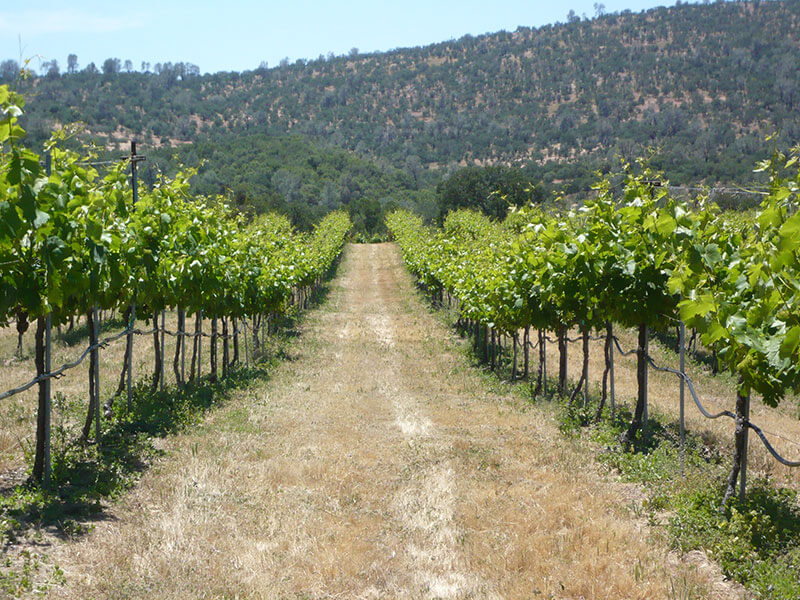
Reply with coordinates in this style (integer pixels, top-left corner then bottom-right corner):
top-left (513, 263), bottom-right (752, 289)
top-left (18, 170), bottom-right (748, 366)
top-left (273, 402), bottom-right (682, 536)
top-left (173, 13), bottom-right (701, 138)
top-left (669, 481), bottom-right (800, 591)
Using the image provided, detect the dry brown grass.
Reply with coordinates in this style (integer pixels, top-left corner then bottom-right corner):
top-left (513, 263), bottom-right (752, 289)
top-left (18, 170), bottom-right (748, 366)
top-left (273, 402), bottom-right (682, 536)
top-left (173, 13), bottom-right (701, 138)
top-left (0, 310), bottom-right (244, 477)
top-left (15, 243), bottom-right (742, 599)
top-left (530, 321), bottom-right (800, 490)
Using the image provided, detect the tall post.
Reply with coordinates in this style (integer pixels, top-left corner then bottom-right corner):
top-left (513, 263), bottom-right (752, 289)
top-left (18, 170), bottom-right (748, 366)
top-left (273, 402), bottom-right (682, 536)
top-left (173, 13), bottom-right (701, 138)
top-left (679, 321), bottom-right (686, 476)
top-left (739, 394), bottom-right (750, 502)
top-left (198, 310), bottom-right (203, 379)
top-left (642, 325), bottom-right (649, 426)
top-left (558, 327), bottom-right (568, 396)
top-left (609, 323), bottom-right (615, 418)
top-left (160, 310), bottom-right (165, 390)
top-left (542, 330), bottom-right (547, 395)
top-left (244, 315), bottom-right (250, 368)
top-left (43, 314), bottom-right (52, 486)
top-left (93, 305), bottom-right (101, 444)
top-left (127, 303), bottom-right (135, 410)
top-left (180, 309), bottom-right (186, 384)
top-left (43, 152), bottom-right (52, 486)
top-left (583, 328), bottom-right (589, 407)
top-left (223, 317), bottom-right (230, 377)
top-left (127, 141), bottom-right (145, 410)
top-left (523, 326), bottom-right (530, 380)
top-left (232, 316), bottom-right (239, 366)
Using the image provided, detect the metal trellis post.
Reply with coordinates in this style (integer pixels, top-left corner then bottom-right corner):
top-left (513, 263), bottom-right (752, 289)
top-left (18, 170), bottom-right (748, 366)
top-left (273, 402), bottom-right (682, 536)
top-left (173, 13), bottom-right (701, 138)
top-left (93, 305), bottom-right (101, 443)
top-left (642, 325), bottom-right (649, 426)
top-left (127, 141), bottom-right (145, 410)
top-left (679, 322), bottom-right (686, 476)
top-left (740, 394), bottom-right (750, 502)
top-left (160, 310), bottom-right (165, 390)
top-left (43, 151), bottom-right (53, 485)
top-left (609, 324), bottom-right (615, 419)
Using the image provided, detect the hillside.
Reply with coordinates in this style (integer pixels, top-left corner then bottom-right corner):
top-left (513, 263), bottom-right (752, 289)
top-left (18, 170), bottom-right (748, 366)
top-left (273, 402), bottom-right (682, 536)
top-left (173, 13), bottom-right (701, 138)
top-left (153, 133), bottom-right (437, 232)
top-left (4, 0), bottom-right (800, 197)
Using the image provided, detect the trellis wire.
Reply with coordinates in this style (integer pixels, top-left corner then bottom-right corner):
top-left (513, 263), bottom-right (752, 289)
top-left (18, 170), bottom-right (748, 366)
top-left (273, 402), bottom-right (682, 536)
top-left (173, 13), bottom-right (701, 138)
top-left (645, 355), bottom-right (800, 468)
top-left (473, 318), bottom-right (800, 482)
top-left (1, 315), bottom-right (251, 402)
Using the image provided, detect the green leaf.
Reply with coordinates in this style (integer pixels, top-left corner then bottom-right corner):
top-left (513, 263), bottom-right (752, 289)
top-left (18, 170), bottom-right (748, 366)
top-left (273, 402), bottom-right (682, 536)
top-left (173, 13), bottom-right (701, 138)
top-left (700, 244), bottom-right (721, 268)
top-left (86, 219), bottom-right (103, 242)
top-left (19, 184), bottom-right (37, 222)
top-left (704, 321), bottom-right (728, 344)
top-left (780, 326), bottom-right (800, 359)
top-left (778, 213), bottom-right (800, 253)
top-left (655, 213), bottom-right (676, 236)
top-left (33, 209), bottom-right (49, 228)
top-left (759, 206), bottom-right (781, 229)
top-left (679, 294), bottom-right (715, 320)
top-left (0, 201), bottom-right (22, 239)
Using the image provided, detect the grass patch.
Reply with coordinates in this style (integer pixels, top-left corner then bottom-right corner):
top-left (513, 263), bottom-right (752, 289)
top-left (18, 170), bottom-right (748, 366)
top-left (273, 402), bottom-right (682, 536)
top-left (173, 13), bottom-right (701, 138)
top-left (0, 550), bottom-right (65, 597)
top-left (0, 307), bottom-right (314, 598)
top-left (564, 391), bottom-right (800, 599)
top-left (0, 363), bottom-right (273, 544)
top-left (390, 277), bottom-right (800, 599)
top-left (0, 276), bottom-right (334, 542)
top-left (670, 482), bottom-right (800, 596)
top-left (55, 313), bottom-right (130, 347)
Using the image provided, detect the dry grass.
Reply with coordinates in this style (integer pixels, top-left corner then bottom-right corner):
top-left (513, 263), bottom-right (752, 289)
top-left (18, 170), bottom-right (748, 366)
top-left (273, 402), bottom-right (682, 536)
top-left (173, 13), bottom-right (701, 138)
top-left (0, 310), bottom-right (244, 476)
top-left (527, 321), bottom-right (800, 490)
top-left (17, 243), bottom-right (739, 599)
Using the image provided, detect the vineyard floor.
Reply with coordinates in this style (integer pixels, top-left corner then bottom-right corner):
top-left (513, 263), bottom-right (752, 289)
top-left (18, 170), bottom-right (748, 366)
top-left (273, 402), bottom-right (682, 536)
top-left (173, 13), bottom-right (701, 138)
top-left (19, 244), bottom-right (740, 599)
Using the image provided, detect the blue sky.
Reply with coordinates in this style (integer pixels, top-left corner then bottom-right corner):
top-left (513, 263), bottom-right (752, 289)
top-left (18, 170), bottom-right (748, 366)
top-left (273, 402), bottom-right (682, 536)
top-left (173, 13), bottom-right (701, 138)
top-left (1, 0), bottom-right (684, 74)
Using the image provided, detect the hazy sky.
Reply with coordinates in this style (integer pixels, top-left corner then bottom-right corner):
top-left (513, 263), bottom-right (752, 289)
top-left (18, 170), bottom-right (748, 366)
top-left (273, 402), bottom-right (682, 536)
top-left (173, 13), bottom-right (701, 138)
top-left (1, 0), bottom-right (685, 74)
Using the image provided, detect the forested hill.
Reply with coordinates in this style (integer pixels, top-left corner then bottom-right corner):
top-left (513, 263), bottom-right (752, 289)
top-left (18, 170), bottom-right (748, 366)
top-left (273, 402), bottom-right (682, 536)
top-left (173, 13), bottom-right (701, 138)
top-left (5, 0), bottom-right (800, 198)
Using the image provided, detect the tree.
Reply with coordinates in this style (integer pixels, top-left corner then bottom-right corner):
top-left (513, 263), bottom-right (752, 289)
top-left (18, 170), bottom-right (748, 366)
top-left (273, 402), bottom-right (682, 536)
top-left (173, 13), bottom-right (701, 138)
top-left (67, 54), bottom-right (78, 74)
top-left (102, 57), bottom-right (121, 76)
top-left (272, 168), bottom-right (303, 204)
top-left (567, 9), bottom-right (580, 23)
top-left (436, 165), bottom-right (541, 221)
top-left (0, 59), bottom-right (18, 81)
top-left (42, 59), bottom-right (60, 78)
top-left (84, 62), bottom-right (98, 74)
top-left (405, 155), bottom-right (423, 188)
top-left (124, 59), bottom-right (133, 73)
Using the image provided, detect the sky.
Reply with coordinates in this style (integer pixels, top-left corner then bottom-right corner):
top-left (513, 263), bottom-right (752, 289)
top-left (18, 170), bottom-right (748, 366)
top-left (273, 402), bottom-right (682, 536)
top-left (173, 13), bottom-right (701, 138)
top-left (1, 0), bottom-right (685, 75)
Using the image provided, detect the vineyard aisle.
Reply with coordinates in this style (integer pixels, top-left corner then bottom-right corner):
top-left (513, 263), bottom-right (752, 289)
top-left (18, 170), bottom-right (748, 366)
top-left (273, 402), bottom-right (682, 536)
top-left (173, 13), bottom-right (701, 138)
top-left (48, 244), bottom-right (731, 599)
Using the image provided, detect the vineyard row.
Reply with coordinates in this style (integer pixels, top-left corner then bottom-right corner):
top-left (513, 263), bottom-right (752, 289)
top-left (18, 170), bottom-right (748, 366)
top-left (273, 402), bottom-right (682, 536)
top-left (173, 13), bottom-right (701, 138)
top-left (1, 84), bottom-right (351, 485)
top-left (386, 150), bottom-right (800, 506)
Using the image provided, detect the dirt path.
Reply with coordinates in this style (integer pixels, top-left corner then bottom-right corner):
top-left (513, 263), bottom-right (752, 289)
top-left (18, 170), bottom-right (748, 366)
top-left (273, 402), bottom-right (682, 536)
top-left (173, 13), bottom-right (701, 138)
top-left (46, 244), bottom-right (732, 599)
